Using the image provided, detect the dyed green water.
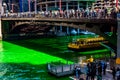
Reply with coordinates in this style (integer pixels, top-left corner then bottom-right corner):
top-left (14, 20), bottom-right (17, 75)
top-left (0, 35), bottom-right (110, 80)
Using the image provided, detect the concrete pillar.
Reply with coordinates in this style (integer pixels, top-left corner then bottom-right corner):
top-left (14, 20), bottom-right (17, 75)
top-left (66, 2), bottom-right (69, 11)
top-left (59, 0), bottom-right (62, 13)
top-left (77, 28), bottom-right (80, 35)
top-left (116, 19), bottom-right (120, 64)
top-left (34, 0), bottom-right (37, 14)
top-left (0, 0), bottom-right (2, 40)
top-left (46, 4), bottom-right (48, 11)
top-left (0, 0), bottom-right (4, 15)
top-left (77, 1), bottom-right (80, 10)
top-left (54, 26), bottom-right (57, 35)
top-left (66, 1), bottom-right (69, 17)
top-left (67, 27), bottom-right (69, 35)
top-left (40, 5), bottom-right (42, 11)
top-left (60, 25), bottom-right (62, 32)
top-left (86, 2), bottom-right (88, 9)
top-left (28, 0), bottom-right (31, 12)
top-left (0, 0), bottom-right (2, 13)
top-left (8, 0), bottom-right (11, 11)
top-left (55, 0), bottom-right (57, 8)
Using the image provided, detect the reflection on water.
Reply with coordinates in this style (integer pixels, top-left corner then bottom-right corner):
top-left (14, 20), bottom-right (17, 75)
top-left (0, 35), bottom-right (110, 80)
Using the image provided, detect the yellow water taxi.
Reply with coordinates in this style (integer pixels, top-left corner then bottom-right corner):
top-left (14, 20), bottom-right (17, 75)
top-left (68, 36), bottom-right (108, 50)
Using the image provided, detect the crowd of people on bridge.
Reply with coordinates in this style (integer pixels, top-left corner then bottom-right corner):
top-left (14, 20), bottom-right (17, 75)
top-left (1, 7), bottom-right (120, 19)
top-left (42, 7), bottom-right (119, 19)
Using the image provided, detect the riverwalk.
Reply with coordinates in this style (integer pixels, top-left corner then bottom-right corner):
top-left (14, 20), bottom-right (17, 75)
top-left (69, 71), bottom-right (113, 80)
top-left (69, 62), bottom-right (120, 80)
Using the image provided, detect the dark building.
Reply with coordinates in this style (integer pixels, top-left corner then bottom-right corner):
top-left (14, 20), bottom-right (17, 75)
top-left (2, 0), bottom-right (35, 12)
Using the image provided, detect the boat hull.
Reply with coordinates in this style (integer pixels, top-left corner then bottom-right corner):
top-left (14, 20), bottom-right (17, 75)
top-left (68, 46), bottom-right (105, 51)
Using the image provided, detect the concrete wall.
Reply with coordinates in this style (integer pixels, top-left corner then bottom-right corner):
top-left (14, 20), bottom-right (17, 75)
top-left (0, 0), bottom-right (2, 40)
top-left (0, 20), bottom-right (2, 40)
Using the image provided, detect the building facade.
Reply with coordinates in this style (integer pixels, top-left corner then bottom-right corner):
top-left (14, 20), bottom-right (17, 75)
top-left (37, 0), bottom-right (95, 11)
top-left (2, 0), bottom-right (96, 13)
top-left (2, 0), bottom-right (35, 12)
top-left (2, 0), bottom-right (120, 13)
top-left (93, 0), bottom-right (120, 9)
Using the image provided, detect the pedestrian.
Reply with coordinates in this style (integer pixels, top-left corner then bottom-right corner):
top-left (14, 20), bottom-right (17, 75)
top-left (116, 67), bottom-right (120, 80)
top-left (91, 62), bottom-right (96, 80)
top-left (77, 66), bottom-right (81, 79)
top-left (98, 61), bottom-right (102, 76)
top-left (86, 62), bottom-right (91, 80)
top-left (103, 61), bottom-right (107, 75)
top-left (74, 66), bottom-right (79, 79)
top-left (111, 66), bottom-right (116, 80)
top-left (97, 61), bottom-right (102, 80)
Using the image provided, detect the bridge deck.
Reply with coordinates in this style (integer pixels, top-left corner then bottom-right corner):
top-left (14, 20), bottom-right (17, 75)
top-left (1, 18), bottom-right (116, 24)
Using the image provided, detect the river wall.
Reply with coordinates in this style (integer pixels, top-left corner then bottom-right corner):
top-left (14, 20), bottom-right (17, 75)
top-left (0, 19), bottom-right (2, 40)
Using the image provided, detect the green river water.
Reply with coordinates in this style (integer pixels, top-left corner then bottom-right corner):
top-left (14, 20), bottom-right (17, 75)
top-left (0, 35), bottom-right (110, 80)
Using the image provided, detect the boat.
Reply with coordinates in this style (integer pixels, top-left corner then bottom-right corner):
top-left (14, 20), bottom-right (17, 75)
top-left (68, 36), bottom-right (108, 51)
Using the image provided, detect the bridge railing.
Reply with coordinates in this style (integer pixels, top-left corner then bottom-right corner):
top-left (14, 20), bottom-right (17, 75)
top-left (1, 9), bottom-right (117, 20)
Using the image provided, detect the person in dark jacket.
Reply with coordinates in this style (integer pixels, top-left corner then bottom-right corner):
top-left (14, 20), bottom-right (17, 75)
top-left (97, 61), bottom-right (102, 80)
top-left (111, 66), bottom-right (116, 80)
top-left (91, 62), bottom-right (96, 80)
top-left (102, 61), bottom-right (107, 75)
top-left (116, 67), bottom-right (120, 80)
top-left (86, 62), bottom-right (91, 80)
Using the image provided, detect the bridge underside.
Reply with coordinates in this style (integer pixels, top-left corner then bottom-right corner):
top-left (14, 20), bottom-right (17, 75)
top-left (1, 19), bottom-right (117, 52)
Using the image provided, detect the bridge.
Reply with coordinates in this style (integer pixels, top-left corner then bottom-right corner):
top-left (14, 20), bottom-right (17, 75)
top-left (1, 17), bottom-right (117, 42)
top-left (0, 15), bottom-right (120, 64)
top-left (1, 17), bottom-right (117, 32)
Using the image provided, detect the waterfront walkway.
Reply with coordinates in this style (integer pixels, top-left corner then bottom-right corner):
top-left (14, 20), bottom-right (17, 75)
top-left (69, 72), bottom-right (113, 80)
top-left (69, 69), bottom-right (113, 80)
top-left (69, 62), bottom-right (120, 80)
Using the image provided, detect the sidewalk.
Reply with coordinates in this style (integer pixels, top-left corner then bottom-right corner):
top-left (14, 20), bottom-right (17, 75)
top-left (69, 70), bottom-right (113, 80)
top-left (69, 62), bottom-right (120, 80)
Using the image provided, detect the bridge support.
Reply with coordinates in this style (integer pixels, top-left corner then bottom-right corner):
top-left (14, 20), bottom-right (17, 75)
top-left (54, 26), bottom-right (57, 35)
top-left (116, 19), bottom-right (120, 64)
top-left (66, 1), bottom-right (69, 17)
top-left (77, 28), bottom-right (80, 35)
top-left (66, 27), bottom-right (69, 35)
top-left (60, 25), bottom-right (62, 32)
